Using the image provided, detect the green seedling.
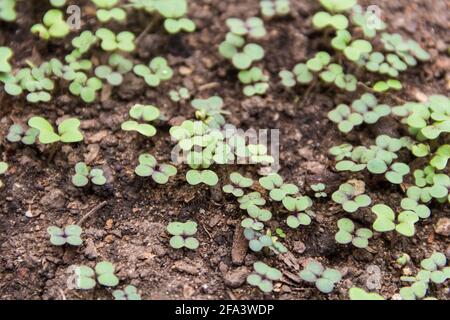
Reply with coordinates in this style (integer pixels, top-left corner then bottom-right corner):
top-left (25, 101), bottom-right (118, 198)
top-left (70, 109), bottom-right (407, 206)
top-left (319, 0), bottom-right (356, 12)
top-left (192, 96), bottom-right (227, 128)
top-left (28, 117), bottom-right (83, 144)
top-left (319, 64), bottom-right (357, 91)
top-left (381, 32), bottom-right (430, 65)
top-left (373, 79), bottom-right (402, 92)
top-left (72, 261), bottom-right (119, 289)
top-left (164, 17), bottom-right (195, 34)
top-left (241, 217), bottom-right (265, 231)
top-left (0, 0), bottom-right (16, 21)
top-left (223, 172), bottom-right (253, 197)
top-left (238, 67), bottom-right (269, 96)
top-left (95, 28), bottom-right (135, 52)
top-left (306, 51), bottom-right (331, 72)
top-left (92, 0), bottom-right (127, 23)
top-left (329, 143), bottom-right (353, 161)
top-left (420, 252), bottom-right (450, 284)
top-left (299, 260), bottom-right (342, 294)
top-left (348, 287), bottom-right (384, 300)
top-left (283, 196), bottom-right (313, 229)
top-left (50, 0), bottom-right (67, 7)
top-left (331, 30), bottom-right (373, 61)
top-left (371, 204), bottom-right (419, 237)
top-left (67, 73), bottom-right (103, 103)
top-left (0, 46), bottom-right (12, 73)
top-left (244, 229), bottom-right (273, 252)
top-left (400, 197), bottom-right (430, 219)
top-left (47, 225), bottom-right (83, 246)
top-left (31, 9), bottom-right (70, 39)
top-left (311, 183), bottom-right (327, 198)
top-left (385, 162), bottom-right (410, 184)
top-left (313, 11), bottom-right (348, 30)
top-left (226, 17), bottom-right (266, 38)
top-left (260, 0), bottom-right (290, 18)
top-left (186, 169), bottom-right (219, 186)
top-left (169, 87), bottom-right (190, 102)
top-left (406, 186), bottom-right (433, 204)
top-left (430, 174), bottom-right (450, 203)
top-left (332, 183), bottom-right (371, 213)
top-left (360, 52), bottom-right (405, 77)
top-left (396, 253), bottom-right (411, 266)
top-left (0, 162), bottom-right (8, 175)
top-left (219, 33), bottom-right (265, 70)
top-left (328, 104), bottom-right (363, 133)
top-left (238, 191), bottom-right (266, 212)
top-left (247, 262), bottom-right (282, 293)
top-left (167, 220), bottom-right (199, 250)
top-left (95, 54), bottom-right (133, 86)
top-left (430, 145), bottom-right (450, 170)
top-left (351, 5), bottom-right (385, 38)
top-left (399, 282), bottom-right (429, 300)
top-left (259, 173), bottom-right (299, 201)
top-left (335, 218), bottom-right (373, 248)
top-left (72, 31), bottom-right (98, 54)
top-left (121, 104), bottom-right (160, 137)
top-left (72, 162), bottom-right (107, 187)
top-left (6, 124), bottom-right (39, 145)
top-left (350, 93), bottom-right (391, 124)
top-left (133, 57), bottom-right (173, 87)
top-left (134, 153), bottom-right (177, 184)
top-left (113, 285), bottom-right (142, 300)
top-left (279, 63), bottom-right (313, 87)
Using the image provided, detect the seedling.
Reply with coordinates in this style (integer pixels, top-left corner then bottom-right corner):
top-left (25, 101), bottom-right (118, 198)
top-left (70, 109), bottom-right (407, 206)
top-left (259, 173), bottom-right (298, 201)
top-left (319, 0), bottom-right (356, 12)
top-left (133, 57), bottom-right (173, 87)
top-left (299, 260), bottom-right (342, 294)
top-left (320, 64), bottom-right (357, 92)
top-left (248, 144), bottom-right (274, 164)
top-left (226, 17), bottom-right (266, 38)
top-left (31, 9), bottom-right (70, 39)
top-left (430, 145), bottom-right (450, 170)
top-left (121, 104), bottom-right (160, 137)
top-left (373, 79), bottom-right (402, 92)
top-left (396, 253), bottom-right (411, 266)
top-left (279, 63), bottom-right (313, 87)
top-left (241, 217), bottom-right (265, 231)
top-left (238, 191), bottom-right (266, 212)
top-left (219, 33), bottom-right (265, 70)
top-left (238, 67), bottom-right (269, 96)
top-left (351, 5), bottom-right (385, 38)
top-left (348, 287), bottom-right (384, 300)
top-left (134, 153), bottom-right (177, 184)
top-left (332, 183), bottom-right (371, 213)
top-left (311, 183), bottom-right (327, 198)
top-left (399, 282), bottom-right (429, 300)
top-left (381, 32), bottom-right (430, 65)
top-left (169, 87), bottom-right (190, 102)
top-left (113, 285), bottom-right (142, 300)
top-left (350, 93), bottom-right (391, 124)
top-left (72, 261), bottom-right (119, 289)
top-left (247, 261), bottom-right (282, 293)
top-left (420, 252), bottom-right (450, 284)
top-left (223, 172), bottom-right (253, 197)
top-left (360, 52), bottom-right (405, 77)
top-left (164, 17), bottom-right (195, 34)
top-left (0, 46), bottom-right (12, 73)
top-left (95, 28), bottom-right (135, 52)
top-left (6, 124), bottom-right (39, 145)
top-left (385, 162), bottom-right (410, 184)
top-left (72, 31), bottom-right (98, 55)
top-left (95, 54), bottom-right (133, 86)
top-left (0, 0), bottom-right (16, 22)
top-left (260, 0), bottom-right (290, 18)
top-left (306, 51), bottom-right (331, 72)
top-left (328, 104), bottom-right (363, 133)
top-left (167, 221), bottom-right (199, 250)
top-left (72, 162), bottom-right (107, 187)
top-left (67, 74), bottom-right (103, 103)
top-left (191, 96), bottom-right (227, 128)
top-left (0, 162), bottom-right (7, 175)
top-left (430, 174), bottom-right (450, 202)
top-left (406, 186), bottom-right (433, 204)
top-left (28, 117), bottom-right (83, 144)
top-left (400, 197), bottom-right (430, 219)
top-left (331, 30), bottom-right (373, 61)
top-left (329, 143), bottom-right (353, 161)
top-left (335, 218), bottom-right (373, 248)
top-left (313, 11), bottom-right (348, 30)
top-left (50, 0), bottom-right (67, 7)
top-left (186, 169), bottom-right (218, 186)
top-left (371, 204), bottom-right (419, 237)
top-left (283, 196), bottom-right (313, 229)
top-left (92, 0), bottom-right (127, 23)
top-left (47, 225), bottom-right (83, 246)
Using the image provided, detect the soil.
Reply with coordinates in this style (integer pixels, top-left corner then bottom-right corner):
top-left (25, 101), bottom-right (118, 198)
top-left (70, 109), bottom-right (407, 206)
top-left (0, 0), bottom-right (449, 300)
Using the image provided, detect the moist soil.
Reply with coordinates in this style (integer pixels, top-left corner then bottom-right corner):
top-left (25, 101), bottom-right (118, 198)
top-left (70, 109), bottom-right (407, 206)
top-left (0, 0), bottom-right (449, 300)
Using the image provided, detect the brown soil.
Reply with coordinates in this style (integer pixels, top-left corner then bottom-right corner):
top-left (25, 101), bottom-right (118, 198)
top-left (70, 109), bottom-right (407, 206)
top-left (0, 0), bottom-right (449, 300)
